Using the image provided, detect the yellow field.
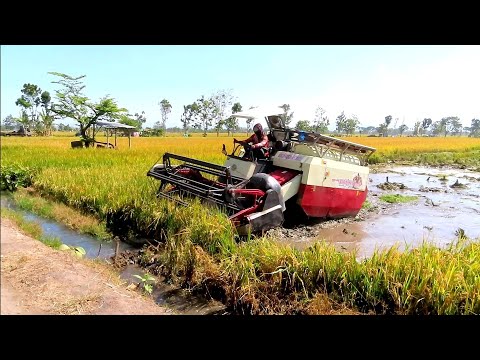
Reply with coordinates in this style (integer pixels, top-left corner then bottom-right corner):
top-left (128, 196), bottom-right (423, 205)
top-left (4, 133), bottom-right (479, 154)
top-left (343, 136), bottom-right (480, 154)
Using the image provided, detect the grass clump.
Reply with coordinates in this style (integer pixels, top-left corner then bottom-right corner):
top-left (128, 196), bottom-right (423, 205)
top-left (380, 194), bottom-right (418, 203)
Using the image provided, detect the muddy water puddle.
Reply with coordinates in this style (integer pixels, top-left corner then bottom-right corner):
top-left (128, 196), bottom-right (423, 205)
top-left (276, 165), bottom-right (480, 258)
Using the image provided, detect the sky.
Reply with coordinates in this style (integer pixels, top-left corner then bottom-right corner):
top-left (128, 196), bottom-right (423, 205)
top-left (1, 45), bottom-right (479, 131)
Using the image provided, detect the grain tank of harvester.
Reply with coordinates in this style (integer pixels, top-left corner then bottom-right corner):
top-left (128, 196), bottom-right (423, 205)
top-left (147, 110), bottom-right (376, 235)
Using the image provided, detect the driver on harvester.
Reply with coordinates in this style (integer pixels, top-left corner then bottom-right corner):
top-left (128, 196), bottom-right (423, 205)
top-left (234, 123), bottom-right (269, 160)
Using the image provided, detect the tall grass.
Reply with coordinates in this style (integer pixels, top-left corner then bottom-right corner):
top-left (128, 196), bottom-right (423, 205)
top-left (2, 135), bottom-right (479, 314)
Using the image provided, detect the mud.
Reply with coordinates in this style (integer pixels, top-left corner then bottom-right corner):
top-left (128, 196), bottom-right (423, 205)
top-left (270, 165), bottom-right (480, 258)
top-left (0, 195), bottom-right (226, 315)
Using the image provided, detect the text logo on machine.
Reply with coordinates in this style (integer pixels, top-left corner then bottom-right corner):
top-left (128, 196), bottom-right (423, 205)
top-left (353, 173), bottom-right (362, 188)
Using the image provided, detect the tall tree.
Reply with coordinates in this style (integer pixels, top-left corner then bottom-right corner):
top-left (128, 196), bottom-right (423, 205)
top-left (38, 91), bottom-right (54, 136)
top-left (445, 116), bottom-right (462, 136)
top-left (224, 102), bottom-right (242, 136)
top-left (421, 118), bottom-right (432, 135)
top-left (413, 121), bottom-right (421, 136)
top-left (335, 111), bottom-right (347, 134)
top-left (48, 72), bottom-right (128, 143)
top-left (398, 124), bottom-right (408, 136)
top-left (383, 115), bottom-right (392, 136)
top-left (194, 96), bottom-right (218, 136)
top-left (211, 89), bottom-right (234, 137)
top-left (468, 118), bottom-right (480, 137)
top-left (279, 104), bottom-right (294, 127)
top-left (431, 121), bottom-right (444, 136)
top-left (158, 99), bottom-right (172, 136)
top-left (134, 111), bottom-right (147, 129)
top-left (15, 83), bottom-right (42, 126)
top-left (313, 106), bottom-right (329, 133)
top-left (345, 114), bottom-right (360, 135)
top-left (180, 103), bottom-right (198, 136)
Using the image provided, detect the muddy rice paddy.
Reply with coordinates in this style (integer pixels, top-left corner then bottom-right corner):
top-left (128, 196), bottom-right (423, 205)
top-left (271, 165), bottom-right (480, 258)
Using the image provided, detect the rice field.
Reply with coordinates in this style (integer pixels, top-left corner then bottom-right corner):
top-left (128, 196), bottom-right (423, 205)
top-left (1, 134), bottom-right (480, 314)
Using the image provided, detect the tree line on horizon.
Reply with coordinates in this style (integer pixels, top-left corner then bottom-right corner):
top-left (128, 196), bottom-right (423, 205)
top-left (2, 72), bottom-right (479, 138)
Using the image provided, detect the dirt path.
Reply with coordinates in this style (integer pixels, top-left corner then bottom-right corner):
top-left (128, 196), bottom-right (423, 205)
top-left (1, 218), bottom-right (174, 315)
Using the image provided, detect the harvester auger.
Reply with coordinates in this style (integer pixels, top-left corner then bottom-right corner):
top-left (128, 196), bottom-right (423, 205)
top-left (147, 110), bottom-right (376, 236)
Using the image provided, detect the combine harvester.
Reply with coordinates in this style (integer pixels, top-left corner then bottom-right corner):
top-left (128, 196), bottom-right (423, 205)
top-left (147, 110), bottom-right (376, 235)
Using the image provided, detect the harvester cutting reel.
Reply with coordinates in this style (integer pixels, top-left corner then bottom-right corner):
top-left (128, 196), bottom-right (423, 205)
top-left (147, 152), bottom-right (285, 236)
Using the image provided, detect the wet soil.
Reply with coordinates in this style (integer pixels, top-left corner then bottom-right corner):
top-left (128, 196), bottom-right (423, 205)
top-left (0, 218), bottom-right (173, 315)
top-left (0, 197), bottom-right (226, 315)
top-left (269, 165), bottom-right (480, 258)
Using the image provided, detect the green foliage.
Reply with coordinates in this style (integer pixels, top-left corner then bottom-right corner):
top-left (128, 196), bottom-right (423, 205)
top-left (313, 106), bottom-right (329, 133)
top-left (0, 165), bottom-right (34, 191)
top-left (335, 111), bottom-right (347, 134)
top-left (118, 114), bottom-right (141, 130)
top-left (361, 199), bottom-right (373, 210)
top-left (49, 72), bottom-right (128, 141)
top-left (279, 104), bottom-right (294, 127)
top-left (345, 115), bottom-right (360, 135)
top-left (224, 102), bottom-right (242, 136)
top-left (1, 115), bottom-right (17, 130)
top-left (295, 120), bottom-right (313, 131)
top-left (379, 194), bottom-right (418, 203)
top-left (41, 236), bottom-right (63, 249)
top-left (469, 118), bottom-right (480, 137)
top-left (194, 95), bottom-right (218, 136)
top-left (133, 273), bottom-right (156, 294)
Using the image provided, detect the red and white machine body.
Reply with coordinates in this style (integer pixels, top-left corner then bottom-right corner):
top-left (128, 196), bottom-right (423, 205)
top-left (148, 110), bottom-right (376, 235)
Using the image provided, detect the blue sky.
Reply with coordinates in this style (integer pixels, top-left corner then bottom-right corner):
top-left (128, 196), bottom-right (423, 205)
top-left (1, 45), bottom-right (479, 130)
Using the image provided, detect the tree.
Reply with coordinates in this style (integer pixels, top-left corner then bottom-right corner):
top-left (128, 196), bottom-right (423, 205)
top-left (194, 96), bottom-right (218, 136)
top-left (37, 91), bottom-right (55, 136)
top-left (49, 72), bottom-right (128, 143)
top-left (377, 123), bottom-right (388, 136)
top-left (383, 115), bottom-right (392, 136)
top-left (431, 121), bottom-right (444, 136)
top-left (413, 121), bottom-right (421, 136)
top-left (421, 118), bottom-right (432, 135)
top-left (119, 114), bottom-right (141, 130)
top-left (295, 120), bottom-right (313, 131)
top-left (279, 104), bottom-right (294, 127)
top-left (158, 99), bottom-right (172, 136)
top-left (122, 111), bottom-right (146, 132)
top-left (211, 89), bottom-right (234, 137)
top-left (398, 124), bottom-right (408, 136)
top-left (468, 118), bottom-right (480, 137)
top-left (335, 111), bottom-right (347, 134)
top-left (133, 111), bottom-right (147, 130)
top-left (15, 83), bottom-right (42, 129)
top-left (17, 111), bottom-right (30, 130)
top-left (56, 123), bottom-right (75, 132)
top-left (1, 115), bottom-right (16, 130)
top-left (446, 116), bottom-right (462, 136)
top-left (344, 115), bottom-right (360, 135)
top-left (313, 106), bottom-right (329, 133)
top-left (180, 103), bottom-right (198, 136)
top-left (385, 115), bottom-right (392, 127)
top-left (359, 126), bottom-right (377, 135)
top-left (224, 102), bottom-right (242, 136)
